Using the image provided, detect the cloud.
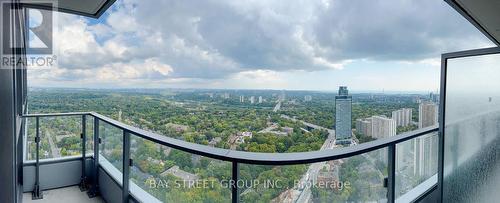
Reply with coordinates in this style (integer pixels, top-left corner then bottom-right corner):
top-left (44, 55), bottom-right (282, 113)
top-left (30, 0), bottom-right (493, 88)
top-left (29, 58), bottom-right (173, 82)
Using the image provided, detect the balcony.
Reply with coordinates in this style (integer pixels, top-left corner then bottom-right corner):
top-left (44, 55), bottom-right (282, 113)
top-left (18, 47), bottom-right (500, 202)
top-left (1, 0), bottom-right (500, 203)
top-left (21, 112), bottom-right (440, 203)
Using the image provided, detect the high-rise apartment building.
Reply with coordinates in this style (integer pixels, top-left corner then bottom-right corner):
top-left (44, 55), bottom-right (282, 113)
top-left (239, 95), bottom-right (244, 103)
top-left (419, 102), bottom-right (438, 128)
top-left (250, 96), bottom-right (255, 104)
top-left (414, 133), bottom-right (438, 177)
top-left (371, 116), bottom-right (397, 139)
top-left (258, 96), bottom-right (263, 103)
top-left (392, 108), bottom-right (413, 127)
top-left (335, 86), bottom-right (352, 144)
top-left (429, 92), bottom-right (440, 104)
top-left (414, 102), bottom-right (439, 178)
top-left (304, 95), bottom-right (312, 102)
top-left (355, 118), bottom-right (373, 137)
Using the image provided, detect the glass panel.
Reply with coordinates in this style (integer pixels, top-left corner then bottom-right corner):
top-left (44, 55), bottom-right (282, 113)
top-left (38, 116), bottom-right (82, 159)
top-left (395, 132), bottom-right (437, 199)
top-left (86, 115), bottom-right (94, 155)
top-left (444, 53), bottom-right (500, 202)
top-left (239, 148), bottom-right (387, 203)
top-left (99, 121), bottom-right (124, 175)
top-left (26, 117), bottom-right (36, 160)
top-left (129, 136), bottom-right (231, 202)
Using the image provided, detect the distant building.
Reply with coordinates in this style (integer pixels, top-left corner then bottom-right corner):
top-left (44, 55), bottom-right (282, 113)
top-left (371, 116), bottom-right (396, 139)
top-left (258, 96), bottom-right (263, 103)
top-left (414, 133), bottom-right (438, 177)
top-left (392, 108), bottom-right (413, 127)
top-left (335, 86), bottom-right (352, 144)
top-left (222, 93), bottom-right (230, 99)
top-left (429, 92), bottom-right (440, 104)
top-left (208, 137), bottom-right (222, 147)
top-left (304, 95), bottom-right (312, 102)
top-left (118, 109), bottom-right (122, 121)
top-left (355, 118), bottom-right (373, 137)
top-left (166, 123), bottom-right (189, 133)
top-left (282, 127), bottom-right (294, 135)
top-left (239, 95), bottom-right (244, 103)
top-left (419, 102), bottom-right (438, 128)
top-left (161, 166), bottom-right (199, 185)
top-left (316, 160), bottom-right (342, 191)
top-left (250, 96), bottom-right (255, 104)
top-left (235, 132), bottom-right (253, 144)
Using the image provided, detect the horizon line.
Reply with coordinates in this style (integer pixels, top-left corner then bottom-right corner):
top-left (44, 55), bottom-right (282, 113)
top-left (29, 86), bottom-right (437, 94)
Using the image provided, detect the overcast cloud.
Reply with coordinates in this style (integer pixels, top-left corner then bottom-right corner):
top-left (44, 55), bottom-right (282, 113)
top-left (28, 0), bottom-right (493, 90)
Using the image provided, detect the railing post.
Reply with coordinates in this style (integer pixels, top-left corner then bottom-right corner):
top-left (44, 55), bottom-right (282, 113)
top-left (80, 115), bottom-right (88, 191)
top-left (32, 116), bottom-right (43, 200)
top-left (88, 117), bottom-right (100, 198)
top-left (387, 144), bottom-right (396, 203)
top-left (122, 130), bottom-right (131, 203)
top-left (232, 161), bottom-right (239, 203)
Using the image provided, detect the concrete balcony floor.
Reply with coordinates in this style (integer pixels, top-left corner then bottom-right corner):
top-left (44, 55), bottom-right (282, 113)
top-left (23, 186), bottom-right (104, 203)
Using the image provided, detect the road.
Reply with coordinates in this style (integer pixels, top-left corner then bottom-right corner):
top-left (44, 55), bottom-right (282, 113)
top-left (280, 115), bottom-right (337, 203)
top-left (273, 101), bottom-right (282, 112)
top-left (44, 129), bottom-right (61, 158)
top-left (280, 115), bottom-right (330, 131)
top-left (295, 136), bottom-right (336, 203)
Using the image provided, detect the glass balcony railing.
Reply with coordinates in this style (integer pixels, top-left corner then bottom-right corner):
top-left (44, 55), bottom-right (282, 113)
top-left (22, 112), bottom-right (438, 203)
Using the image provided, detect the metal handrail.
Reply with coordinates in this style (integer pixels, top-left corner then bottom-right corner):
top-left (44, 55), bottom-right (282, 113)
top-left (22, 112), bottom-right (91, 118)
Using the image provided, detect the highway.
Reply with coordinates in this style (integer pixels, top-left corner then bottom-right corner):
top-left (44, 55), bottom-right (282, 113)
top-left (280, 114), bottom-right (338, 203)
top-left (295, 135), bottom-right (336, 203)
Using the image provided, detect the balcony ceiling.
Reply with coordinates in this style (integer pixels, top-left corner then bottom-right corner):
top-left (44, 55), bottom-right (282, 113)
top-left (21, 0), bottom-right (115, 18)
top-left (447, 0), bottom-right (500, 46)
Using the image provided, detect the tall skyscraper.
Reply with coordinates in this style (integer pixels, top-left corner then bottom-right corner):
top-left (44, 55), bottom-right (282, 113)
top-left (419, 102), bottom-right (438, 128)
top-left (250, 96), bottom-right (255, 104)
top-left (371, 116), bottom-right (397, 139)
top-left (392, 108), bottom-right (413, 127)
top-left (239, 96), bottom-right (244, 103)
top-left (335, 86), bottom-right (352, 144)
top-left (258, 96), bottom-right (263, 103)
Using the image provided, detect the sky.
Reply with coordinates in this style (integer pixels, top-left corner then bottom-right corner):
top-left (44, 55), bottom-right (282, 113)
top-left (27, 0), bottom-right (494, 92)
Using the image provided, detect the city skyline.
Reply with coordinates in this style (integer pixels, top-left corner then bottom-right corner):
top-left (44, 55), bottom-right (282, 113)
top-left (27, 86), bottom-right (440, 95)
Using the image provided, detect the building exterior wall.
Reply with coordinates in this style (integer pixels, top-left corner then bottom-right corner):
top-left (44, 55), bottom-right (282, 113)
top-left (392, 108), bottom-right (412, 127)
top-left (356, 118), bottom-right (373, 137)
top-left (413, 133), bottom-right (438, 177)
top-left (0, 2), bottom-right (27, 202)
top-left (371, 116), bottom-right (396, 139)
top-left (335, 87), bottom-right (352, 142)
top-left (419, 102), bottom-right (438, 128)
